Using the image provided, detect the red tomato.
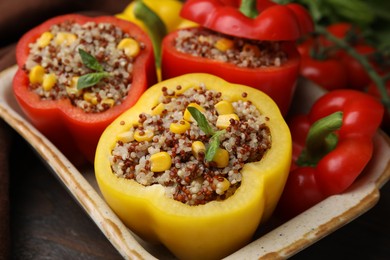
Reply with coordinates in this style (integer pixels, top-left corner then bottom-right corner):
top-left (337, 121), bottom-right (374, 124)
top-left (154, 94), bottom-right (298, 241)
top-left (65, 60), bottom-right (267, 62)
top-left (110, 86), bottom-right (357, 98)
top-left (300, 56), bottom-right (348, 90)
top-left (340, 44), bottom-right (375, 90)
top-left (321, 22), bottom-right (363, 48)
top-left (298, 22), bottom-right (376, 91)
top-left (367, 80), bottom-right (390, 132)
top-left (297, 37), bottom-right (315, 57)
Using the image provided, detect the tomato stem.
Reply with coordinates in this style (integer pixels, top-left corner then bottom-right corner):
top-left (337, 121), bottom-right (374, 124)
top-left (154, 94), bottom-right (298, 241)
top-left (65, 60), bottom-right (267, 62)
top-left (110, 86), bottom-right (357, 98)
top-left (133, 0), bottom-right (167, 67)
top-left (316, 25), bottom-right (390, 112)
top-left (297, 111), bottom-right (343, 167)
top-left (309, 39), bottom-right (337, 60)
top-left (239, 0), bottom-right (259, 18)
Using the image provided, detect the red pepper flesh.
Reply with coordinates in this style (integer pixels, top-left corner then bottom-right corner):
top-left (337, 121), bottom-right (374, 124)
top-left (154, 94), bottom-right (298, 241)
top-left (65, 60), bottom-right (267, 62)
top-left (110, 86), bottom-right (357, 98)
top-left (277, 90), bottom-right (384, 219)
top-left (13, 14), bottom-right (157, 163)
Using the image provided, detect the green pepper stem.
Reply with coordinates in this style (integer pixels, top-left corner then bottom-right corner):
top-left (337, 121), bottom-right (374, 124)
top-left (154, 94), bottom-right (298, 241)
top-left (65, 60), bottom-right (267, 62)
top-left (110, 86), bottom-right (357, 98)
top-left (316, 25), bottom-right (390, 112)
top-left (239, 0), bottom-right (259, 18)
top-left (297, 111), bottom-right (343, 166)
top-left (133, 0), bottom-right (167, 68)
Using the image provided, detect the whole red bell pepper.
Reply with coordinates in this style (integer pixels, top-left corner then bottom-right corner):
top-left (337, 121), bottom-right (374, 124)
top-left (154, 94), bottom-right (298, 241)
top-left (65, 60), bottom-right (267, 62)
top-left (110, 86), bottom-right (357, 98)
top-left (161, 0), bottom-right (313, 116)
top-left (13, 14), bottom-right (157, 164)
top-left (277, 90), bottom-right (384, 219)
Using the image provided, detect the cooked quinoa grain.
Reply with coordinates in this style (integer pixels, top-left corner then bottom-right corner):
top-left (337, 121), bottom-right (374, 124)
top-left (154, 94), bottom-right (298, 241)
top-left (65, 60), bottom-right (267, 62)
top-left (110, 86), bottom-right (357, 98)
top-left (175, 28), bottom-right (287, 68)
top-left (110, 84), bottom-right (272, 205)
top-left (24, 20), bottom-right (145, 113)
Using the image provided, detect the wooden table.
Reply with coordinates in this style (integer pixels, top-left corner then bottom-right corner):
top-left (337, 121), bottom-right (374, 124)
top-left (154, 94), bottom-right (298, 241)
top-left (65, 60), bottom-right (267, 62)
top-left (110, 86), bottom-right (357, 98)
top-left (6, 129), bottom-right (390, 259)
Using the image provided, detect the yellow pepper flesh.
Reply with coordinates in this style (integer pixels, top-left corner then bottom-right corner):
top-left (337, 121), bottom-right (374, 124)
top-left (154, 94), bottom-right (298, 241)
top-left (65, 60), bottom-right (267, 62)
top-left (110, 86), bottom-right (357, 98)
top-left (95, 73), bottom-right (292, 260)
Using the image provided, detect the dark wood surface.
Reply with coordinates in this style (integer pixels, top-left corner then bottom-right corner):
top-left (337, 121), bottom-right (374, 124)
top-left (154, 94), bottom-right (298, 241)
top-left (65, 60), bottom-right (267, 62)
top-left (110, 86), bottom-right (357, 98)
top-left (9, 132), bottom-right (122, 260)
top-left (6, 129), bottom-right (390, 260)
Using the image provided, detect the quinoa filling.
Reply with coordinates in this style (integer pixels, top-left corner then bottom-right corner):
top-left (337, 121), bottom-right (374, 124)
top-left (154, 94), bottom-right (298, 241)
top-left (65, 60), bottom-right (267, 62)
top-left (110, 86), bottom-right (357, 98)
top-left (174, 27), bottom-right (288, 68)
top-left (110, 84), bottom-right (272, 205)
top-left (24, 20), bottom-right (145, 113)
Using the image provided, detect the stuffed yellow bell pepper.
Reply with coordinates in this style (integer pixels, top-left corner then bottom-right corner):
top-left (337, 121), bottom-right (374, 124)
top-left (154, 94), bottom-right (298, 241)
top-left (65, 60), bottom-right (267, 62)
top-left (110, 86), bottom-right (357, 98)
top-left (95, 73), bottom-right (292, 260)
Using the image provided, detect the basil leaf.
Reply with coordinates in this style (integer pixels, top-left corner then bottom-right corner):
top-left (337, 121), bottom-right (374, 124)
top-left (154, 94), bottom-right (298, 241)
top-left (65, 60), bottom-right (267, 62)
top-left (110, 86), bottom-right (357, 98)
top-left (77, 72), bottom-right (109, 90)
top-left (205, 130), bottom-right (226, 162)
top-left (133, 0), bottom-right (166, 67)
top-left (186, 107), bottom-right (226, 162)
top-left (78, 49), bottom-right (104, 72)
top-left (187, 106), bottom-right (215, 135)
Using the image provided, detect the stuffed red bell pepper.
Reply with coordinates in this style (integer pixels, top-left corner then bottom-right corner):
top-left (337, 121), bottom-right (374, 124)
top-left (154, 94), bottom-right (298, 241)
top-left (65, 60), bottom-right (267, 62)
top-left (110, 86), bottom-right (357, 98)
top-left (13, 14), bottom-right (157, 164)
top-left (161, 0), bottom-right (314, 116)
top-left (277, 90), bottom-right (384, 219)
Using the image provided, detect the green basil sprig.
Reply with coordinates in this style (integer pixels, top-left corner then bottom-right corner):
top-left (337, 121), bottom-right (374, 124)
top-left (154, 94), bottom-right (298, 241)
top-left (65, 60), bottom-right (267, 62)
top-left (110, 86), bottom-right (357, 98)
top-left (187, 106), bottom-right (226, 162)
top-left (77, 49), bottom-right (110, 90)
top-left (187, 106), bottom-right (214, 135)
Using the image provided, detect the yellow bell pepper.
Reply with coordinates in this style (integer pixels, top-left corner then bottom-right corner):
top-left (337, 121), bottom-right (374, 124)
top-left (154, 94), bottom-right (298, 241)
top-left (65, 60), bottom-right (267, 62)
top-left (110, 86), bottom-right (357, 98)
top-left (116, 0), bottom-right (197, 33)
top-left (95, 73), bottom-right (292, 260)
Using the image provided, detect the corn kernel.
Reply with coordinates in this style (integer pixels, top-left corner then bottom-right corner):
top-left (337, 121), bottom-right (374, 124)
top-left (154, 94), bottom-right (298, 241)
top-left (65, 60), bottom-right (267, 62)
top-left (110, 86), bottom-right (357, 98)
top-left (83, 92), bottom-right (98, 105)
top-left (243, 43), bottom-right (261, 56)
top-left (134, 129), bottom-right (154, 142)
top-left (150, 152), bottom-right (172, 172)
top-left (183, 103), bottom-right (205, 122)
top-left (192, 141), bottom-right (205, 159)
top-left (117, 38), bottom-right (140, 58)
top-left (214, 38), bottom-right (234, 52)
top-left (212, 148), bottom-right (229, 168)
top-left (37, 32), bottom-right (54, 48)
top-left (215, 100), bottom-right (234, 115)
top-left (70, 77), bottom-right (79, 88)
top-left (216, 114), bottom-right (240, 129)
top-left (54, 32), bottom-right (77, 46)
top-left (216, 177), bottom-right (230, 195)
top-left (42, 73), bottom-right (56, 91)
top-left (170, 120), bottom-right (190, 134)
top-left (116, 131), bottom-right (134, 143)
top-left (66, 77), bottom-right (82, 96)
top-left (29, 65), bottom-right (45, 84)
top-left (101, 98), bottom-right (115, 108)
top-left (151, 103), bottom-right (165, 115)
top-left (198, 35), bottom-right (211, 44)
